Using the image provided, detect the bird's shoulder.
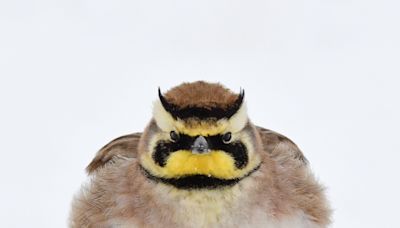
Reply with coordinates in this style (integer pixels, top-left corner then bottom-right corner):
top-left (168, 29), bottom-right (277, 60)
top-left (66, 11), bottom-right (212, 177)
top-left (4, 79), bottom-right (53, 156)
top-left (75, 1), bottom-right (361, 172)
top-left (86, 132), bottom-right (142, 174)
top-left (256, 126), bottom-right (308, 166)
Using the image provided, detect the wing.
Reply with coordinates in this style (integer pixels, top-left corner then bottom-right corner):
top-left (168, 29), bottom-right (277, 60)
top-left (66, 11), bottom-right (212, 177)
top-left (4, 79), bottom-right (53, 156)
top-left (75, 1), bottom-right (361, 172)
top-left (86, 133), bottom-right (142, 174)
top-left (256, 126), bottom-right (308, 167)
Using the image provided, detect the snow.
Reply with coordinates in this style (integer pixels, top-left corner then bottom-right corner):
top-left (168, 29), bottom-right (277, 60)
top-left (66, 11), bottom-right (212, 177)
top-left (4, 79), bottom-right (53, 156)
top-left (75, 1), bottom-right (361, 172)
top-left (0, 0), bottom-right (399, 227)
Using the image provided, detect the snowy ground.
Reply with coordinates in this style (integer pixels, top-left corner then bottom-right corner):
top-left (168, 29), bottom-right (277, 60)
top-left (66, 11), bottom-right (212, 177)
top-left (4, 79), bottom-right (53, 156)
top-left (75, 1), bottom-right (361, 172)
top-left (1, 1), bottom-right (399, 227)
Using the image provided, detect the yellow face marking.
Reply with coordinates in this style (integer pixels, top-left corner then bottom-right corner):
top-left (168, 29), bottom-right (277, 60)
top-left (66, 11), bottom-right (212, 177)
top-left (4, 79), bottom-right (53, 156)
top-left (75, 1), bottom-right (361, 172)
top-left (140, 150), bottom-right (260, 180)
top-left (165, 150), bottom-right (235, 178)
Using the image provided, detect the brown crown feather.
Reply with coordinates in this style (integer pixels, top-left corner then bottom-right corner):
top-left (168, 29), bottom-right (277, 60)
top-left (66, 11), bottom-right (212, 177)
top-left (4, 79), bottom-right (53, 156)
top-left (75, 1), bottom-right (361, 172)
top-left (163, 81), bottom-right (240, 110)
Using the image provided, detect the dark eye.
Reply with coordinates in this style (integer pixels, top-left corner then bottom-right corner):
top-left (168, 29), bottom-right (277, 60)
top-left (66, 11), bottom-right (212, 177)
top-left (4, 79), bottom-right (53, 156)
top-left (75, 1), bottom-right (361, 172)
top-left (170, 131), bottom-right (180, 142)
top-left (222, 132), bottom-right (232, 143)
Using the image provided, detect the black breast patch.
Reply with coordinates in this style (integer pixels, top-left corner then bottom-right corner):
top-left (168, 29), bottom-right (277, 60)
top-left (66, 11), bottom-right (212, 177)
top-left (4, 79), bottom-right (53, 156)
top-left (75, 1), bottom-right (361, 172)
top-left (140, 164), bottom-right (260, 189)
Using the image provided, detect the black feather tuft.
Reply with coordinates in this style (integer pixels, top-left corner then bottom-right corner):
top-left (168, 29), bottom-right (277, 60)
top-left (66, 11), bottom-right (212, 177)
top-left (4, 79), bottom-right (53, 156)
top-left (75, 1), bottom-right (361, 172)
top-left (140, 164), bottom-right (260, 190)
top-left (158, 88), bottom-right (245, 120)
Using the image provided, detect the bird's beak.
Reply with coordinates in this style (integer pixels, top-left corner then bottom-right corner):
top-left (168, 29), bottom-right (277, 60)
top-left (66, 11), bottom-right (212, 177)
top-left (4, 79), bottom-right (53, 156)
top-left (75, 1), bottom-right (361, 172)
top-left (191, 136), bottom-right (210, 154)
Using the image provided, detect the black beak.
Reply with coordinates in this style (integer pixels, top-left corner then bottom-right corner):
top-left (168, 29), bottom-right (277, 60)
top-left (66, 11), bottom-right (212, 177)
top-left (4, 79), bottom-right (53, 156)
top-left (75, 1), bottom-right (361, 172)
top-left (191, 136), bottom-right (210, 154)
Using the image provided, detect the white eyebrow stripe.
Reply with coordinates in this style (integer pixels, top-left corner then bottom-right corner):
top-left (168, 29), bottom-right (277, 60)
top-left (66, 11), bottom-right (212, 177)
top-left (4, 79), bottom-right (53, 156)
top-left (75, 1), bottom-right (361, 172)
top-left (227, 103), bottom-right (248, 133)
top-left (153, 100), bottom-right (176, 131)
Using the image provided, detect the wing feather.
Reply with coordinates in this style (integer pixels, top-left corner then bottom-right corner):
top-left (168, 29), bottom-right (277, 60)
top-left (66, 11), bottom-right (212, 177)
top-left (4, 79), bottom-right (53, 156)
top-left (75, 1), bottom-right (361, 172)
top-left (257, 126), bottom-right (308, 166)
top-left (86, 133), bottom-right (142, 174)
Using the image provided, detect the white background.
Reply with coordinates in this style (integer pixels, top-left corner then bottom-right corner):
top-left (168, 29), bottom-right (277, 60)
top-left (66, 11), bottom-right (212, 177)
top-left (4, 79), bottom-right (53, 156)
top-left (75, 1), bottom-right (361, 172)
top-left (1, 0), bottom-right (399, 227)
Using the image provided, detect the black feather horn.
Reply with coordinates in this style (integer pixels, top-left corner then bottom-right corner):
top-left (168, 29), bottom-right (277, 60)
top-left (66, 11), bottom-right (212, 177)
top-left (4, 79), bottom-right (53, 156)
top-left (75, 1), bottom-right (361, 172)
top-left (158, 87), bottom-right (244, 120)
top-left (158, 87), bottom-right (179, 116)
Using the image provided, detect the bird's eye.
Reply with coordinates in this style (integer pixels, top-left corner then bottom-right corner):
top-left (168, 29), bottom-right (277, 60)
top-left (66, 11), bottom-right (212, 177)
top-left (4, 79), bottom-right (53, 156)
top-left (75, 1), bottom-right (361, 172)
top-left (222, 132), bottom-right (232, 143)
top-left (170, 131), bottom-right (180, 142)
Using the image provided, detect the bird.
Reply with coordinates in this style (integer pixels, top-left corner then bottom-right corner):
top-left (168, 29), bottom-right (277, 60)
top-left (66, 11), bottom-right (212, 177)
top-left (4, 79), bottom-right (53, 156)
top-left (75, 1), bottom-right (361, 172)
top-left (70, 81), bottom-right (331, 228)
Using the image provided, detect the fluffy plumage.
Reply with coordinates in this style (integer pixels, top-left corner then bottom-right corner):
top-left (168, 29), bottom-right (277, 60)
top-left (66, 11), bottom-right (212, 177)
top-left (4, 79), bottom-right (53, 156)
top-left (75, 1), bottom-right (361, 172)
top-left (70, 81), bottom-right (331, 228)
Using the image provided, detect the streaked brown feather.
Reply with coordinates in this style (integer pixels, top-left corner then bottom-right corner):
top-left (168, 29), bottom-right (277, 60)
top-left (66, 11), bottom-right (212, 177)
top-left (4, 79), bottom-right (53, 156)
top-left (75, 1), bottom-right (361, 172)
top-left (86, 133), bottom-right (142, 174)
top-left (257, 126), bottom-right (308, 166)
top-left (257, 126), bottom-right (331, 225)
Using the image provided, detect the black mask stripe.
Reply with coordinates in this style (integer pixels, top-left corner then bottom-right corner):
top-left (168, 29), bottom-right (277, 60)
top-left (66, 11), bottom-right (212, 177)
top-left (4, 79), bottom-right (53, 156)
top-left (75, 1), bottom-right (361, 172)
top-left (152, 134), bottom-right (248, 168)
top-left (140, 164), bottom-right (260, 189)
top-left (206, 135), bottom-right (248, 168)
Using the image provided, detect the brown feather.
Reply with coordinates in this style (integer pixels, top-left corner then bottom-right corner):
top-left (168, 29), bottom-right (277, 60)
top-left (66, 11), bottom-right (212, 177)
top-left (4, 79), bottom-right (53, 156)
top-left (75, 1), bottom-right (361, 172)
top-left (257, 126), bottom-right (308, 165)
top-left (163, 81), bottom-right (240, 109)
top-left (257, 127), bottom-right (331, 225)
top-left (86, 133), bottom-right (141, 174)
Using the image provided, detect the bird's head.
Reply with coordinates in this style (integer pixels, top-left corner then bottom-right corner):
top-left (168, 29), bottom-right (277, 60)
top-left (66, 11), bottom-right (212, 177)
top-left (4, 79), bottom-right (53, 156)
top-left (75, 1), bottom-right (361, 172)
top-left (139, 81), bottom-right (262, 189)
